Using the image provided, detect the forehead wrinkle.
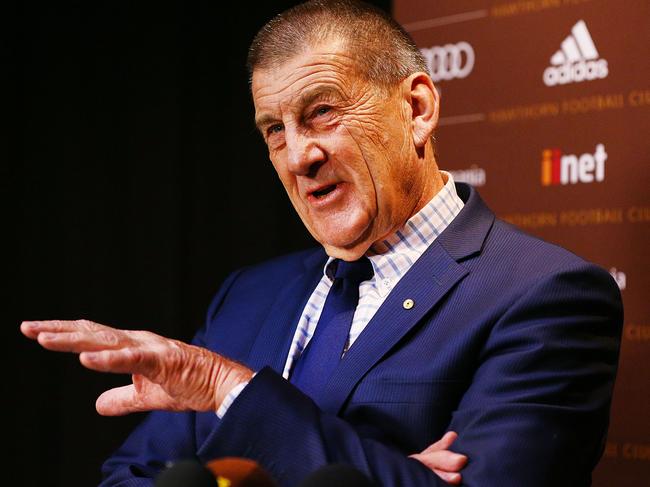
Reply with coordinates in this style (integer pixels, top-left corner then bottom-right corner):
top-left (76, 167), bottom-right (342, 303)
top-left (256, 65), bottom-right (350, 100)
top-left (253, 47), bottom-right (358, 99)
top-left (254, 74), bottom-right (350, 127)
top-left (263, 43), bottom-right (358, 76)
top-left (252, 45), bottom-right (366, 131)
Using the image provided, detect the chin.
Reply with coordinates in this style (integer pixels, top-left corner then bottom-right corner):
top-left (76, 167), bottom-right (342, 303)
top-left (318, 226), bottom-right (374, 261)
top-left (322, 242), bottom-right (370, 262)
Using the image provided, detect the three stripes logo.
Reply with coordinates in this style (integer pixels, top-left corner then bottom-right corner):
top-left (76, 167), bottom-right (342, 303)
top-left (541, 144), bottom-right (607, 186)
top-left (543, 20), bottom-right (608, 86)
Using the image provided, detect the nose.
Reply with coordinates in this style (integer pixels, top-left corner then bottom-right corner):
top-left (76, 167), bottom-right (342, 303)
top-left (285, 128), bottom-right (326, 176)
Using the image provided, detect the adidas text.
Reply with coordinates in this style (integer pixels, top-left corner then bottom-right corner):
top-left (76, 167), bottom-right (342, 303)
top-left (543, 20), bottom-right (608, 87)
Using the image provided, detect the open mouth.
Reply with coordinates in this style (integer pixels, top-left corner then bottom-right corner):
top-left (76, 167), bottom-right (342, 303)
top-left (311, 184), bottom-right (337, 198)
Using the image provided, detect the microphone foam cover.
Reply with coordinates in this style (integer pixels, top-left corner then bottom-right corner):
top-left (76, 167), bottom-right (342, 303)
top-left (206, 457), bottom-right (277, 487)
top-left (155, 459), bottom-right (216, 487)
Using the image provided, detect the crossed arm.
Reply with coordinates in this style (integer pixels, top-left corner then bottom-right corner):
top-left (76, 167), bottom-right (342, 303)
top-left (20, 261), bottom-right (622, 486)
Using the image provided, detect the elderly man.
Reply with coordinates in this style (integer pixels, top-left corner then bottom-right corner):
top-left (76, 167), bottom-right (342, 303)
top-left (21, 1), bottom-right (622, 486)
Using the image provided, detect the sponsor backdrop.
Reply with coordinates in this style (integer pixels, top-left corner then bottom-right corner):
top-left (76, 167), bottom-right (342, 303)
top-left (393, 0), bottom-right (649, 484)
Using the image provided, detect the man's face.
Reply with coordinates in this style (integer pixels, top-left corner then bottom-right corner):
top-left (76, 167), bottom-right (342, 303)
top-left (252, 41), bottom-right (428, 260)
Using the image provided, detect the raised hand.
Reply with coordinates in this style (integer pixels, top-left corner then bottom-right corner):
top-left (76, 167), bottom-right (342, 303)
top-left (20, 319), bottom-right (253, 416)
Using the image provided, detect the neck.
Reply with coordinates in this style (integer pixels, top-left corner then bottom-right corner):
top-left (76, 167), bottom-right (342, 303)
top-left (407, 142), bottom-right (445, 220)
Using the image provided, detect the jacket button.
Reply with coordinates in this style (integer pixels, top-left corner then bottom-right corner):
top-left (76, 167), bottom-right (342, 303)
top-left (402, 299), bottom-right (414, 310)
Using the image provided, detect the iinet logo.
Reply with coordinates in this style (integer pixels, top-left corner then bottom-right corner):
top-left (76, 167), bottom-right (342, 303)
top-left (543, 20), bottom-right (608, 86)
top-left (541, 144), bottom-right (607, 186)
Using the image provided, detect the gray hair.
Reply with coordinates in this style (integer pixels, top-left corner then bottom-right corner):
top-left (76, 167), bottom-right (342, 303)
top-left (247, 0), bottom-right (427, 89)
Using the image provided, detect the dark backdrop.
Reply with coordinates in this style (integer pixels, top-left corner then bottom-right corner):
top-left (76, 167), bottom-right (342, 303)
top-left (10, 2), bottom-right (390, 485)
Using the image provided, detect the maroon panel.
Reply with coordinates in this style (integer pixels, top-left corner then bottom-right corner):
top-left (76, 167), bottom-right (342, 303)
top-left (394, 1), bottom-right (650, 485)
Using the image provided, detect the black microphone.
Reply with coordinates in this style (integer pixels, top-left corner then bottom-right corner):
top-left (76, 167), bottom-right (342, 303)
top-left (155, 459), bottom-right (216, 487)
top-left (297, 464), bottom-right (377, 487)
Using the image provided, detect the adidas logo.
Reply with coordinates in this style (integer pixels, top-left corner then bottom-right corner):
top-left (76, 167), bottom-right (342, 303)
top-left (543, 20), bottom-right (608, 86)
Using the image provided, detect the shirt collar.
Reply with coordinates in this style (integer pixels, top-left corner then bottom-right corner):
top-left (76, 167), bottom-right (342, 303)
top-left (323, 171), bottom-right (464, 291)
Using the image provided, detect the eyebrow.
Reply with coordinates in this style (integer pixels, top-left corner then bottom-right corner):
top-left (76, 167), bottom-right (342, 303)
top-left (298, 86), bottom-right (342, 110)
top-left (254, 86), bottom-right (344, 133)
top-left (254, 113), bottom-right (279, 134)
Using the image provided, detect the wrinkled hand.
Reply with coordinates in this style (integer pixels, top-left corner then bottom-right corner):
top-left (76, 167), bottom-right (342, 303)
top-left (410, 431), bottom-right (468, 485)
top-left (20, 320), bottom-right (253, 416)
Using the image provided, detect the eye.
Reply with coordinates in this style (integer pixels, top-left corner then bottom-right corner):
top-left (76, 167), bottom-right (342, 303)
top-left (314, 105), bottom-right (331, 117)
top-left (266, 124), bottom-right (284, 137)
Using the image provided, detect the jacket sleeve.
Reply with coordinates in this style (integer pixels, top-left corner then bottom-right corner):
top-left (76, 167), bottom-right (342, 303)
top-left (445, 264), bottom-right (623, 486)
top-left (209, 264), bottom-right (622, 487)
top-left (209, 367), bottom-right (445, 486)
top-left (98, 410), bottom-right (197, 487)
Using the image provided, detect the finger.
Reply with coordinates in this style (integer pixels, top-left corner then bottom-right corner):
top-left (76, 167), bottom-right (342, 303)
top-left (409, 451), bottom-right (468, 472)
top-left (96, 383), bottom-right (178, 416)
top-left (95, 384), bottom-right (172, 416)
top-left (21, 319), bottom-right (110, 343)
top-left (21, 319), bottom-right (106, 338)
top-left (420, 431), bottom-right (459, 454)
top-left (21, 320), bottom-right (81, 339)
top-left (432, 469), bottom-right (462, 485)
top-left (36, 327), bottom-right (130, 353)
top-left (20, 321), bottom-right (41, 339)
top-left (80, 347), bottom-right (159, 376)
top-left (96, 385), bottom-right (141, 416)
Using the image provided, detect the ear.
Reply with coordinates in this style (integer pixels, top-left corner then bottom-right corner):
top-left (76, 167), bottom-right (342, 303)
top-left (403, 72), bottom-right (439, 148)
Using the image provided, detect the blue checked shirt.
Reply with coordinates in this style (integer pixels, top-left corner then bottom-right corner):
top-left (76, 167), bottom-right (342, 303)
top-left (217, 172), bottom-right (464, 417)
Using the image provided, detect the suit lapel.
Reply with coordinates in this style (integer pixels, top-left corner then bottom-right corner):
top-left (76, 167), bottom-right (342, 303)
top-left (315, 241), bottom-right (468, 412)
top-left (316, 183), bottom-right (495, 413)
top-left (246, 250), bottom-right (326, 375)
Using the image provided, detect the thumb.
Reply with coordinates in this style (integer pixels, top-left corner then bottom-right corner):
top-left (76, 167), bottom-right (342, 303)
top-left (420, 431), bottom-right (458, 455)
top-left (95, 384), bottom-right (171, 416)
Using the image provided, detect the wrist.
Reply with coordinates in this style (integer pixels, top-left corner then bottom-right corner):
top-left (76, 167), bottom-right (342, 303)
top-left (213, 355), bottom-right (254, 412)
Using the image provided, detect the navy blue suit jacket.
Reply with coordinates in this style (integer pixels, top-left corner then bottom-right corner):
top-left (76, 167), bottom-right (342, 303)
top-left (101, 184), bottom-right (623, 486)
